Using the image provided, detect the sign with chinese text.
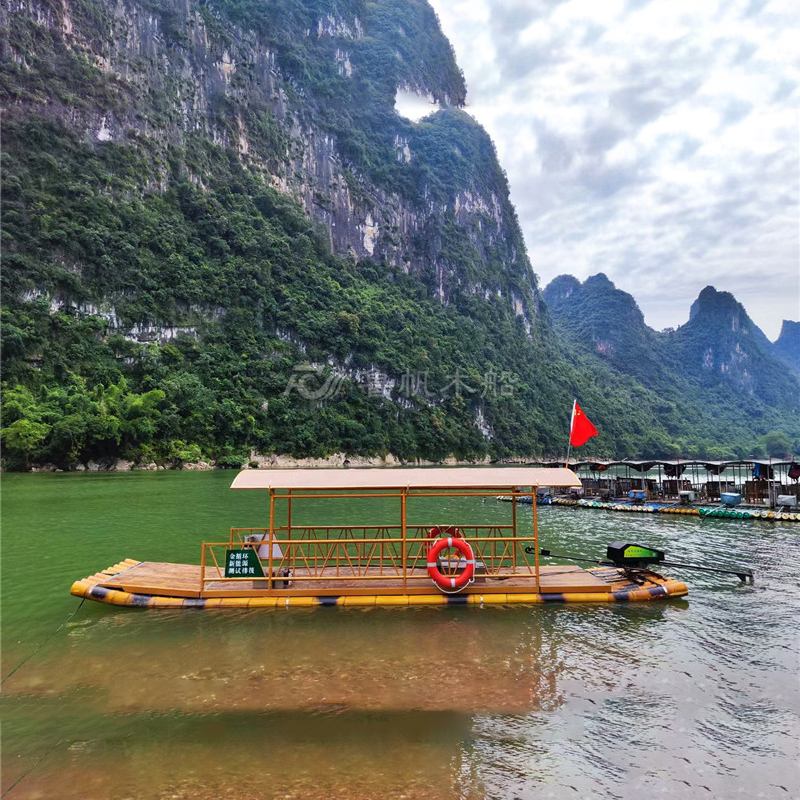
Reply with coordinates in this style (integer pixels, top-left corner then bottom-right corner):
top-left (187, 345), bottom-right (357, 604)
top-left (224, 548), bottom-right (265, 578)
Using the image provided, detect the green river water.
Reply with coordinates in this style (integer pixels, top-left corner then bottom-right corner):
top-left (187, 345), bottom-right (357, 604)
top-left (1, 471), bottom-right (798, 799)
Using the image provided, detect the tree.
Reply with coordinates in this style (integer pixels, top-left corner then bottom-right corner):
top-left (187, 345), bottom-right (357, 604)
top-left (763, 430), bottom-right (792, 458)
top-left (1, 419), bottom-right (51, 469)
top-left (0, 386), bottom-right (51, 469)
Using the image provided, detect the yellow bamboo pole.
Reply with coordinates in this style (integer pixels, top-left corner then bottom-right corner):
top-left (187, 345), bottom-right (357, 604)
top-left (207, 533), bottom-right (522, 548)
top-left (271, 490), bottom-right (525, 500)
top-left (287, 488), bottom-right (293, 575)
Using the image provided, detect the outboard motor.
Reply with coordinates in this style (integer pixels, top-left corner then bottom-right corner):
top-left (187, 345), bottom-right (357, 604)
top-left (606, 542), bottom-right (665, 569)
top-left (537, 543), bottom-right (753, 583)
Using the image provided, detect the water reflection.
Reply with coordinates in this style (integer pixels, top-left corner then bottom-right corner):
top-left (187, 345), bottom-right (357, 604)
top-left (1, 601), bottom-right (692, 799)
top-left (6, 606), bottom-right (577, 715)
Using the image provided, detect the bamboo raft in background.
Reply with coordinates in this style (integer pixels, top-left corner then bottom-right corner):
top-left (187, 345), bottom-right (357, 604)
top-left (495, 495), bottom-right (800, 522)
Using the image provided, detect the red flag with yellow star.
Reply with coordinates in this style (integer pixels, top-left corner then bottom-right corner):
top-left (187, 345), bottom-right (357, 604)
top-left (569, 400), bottom-right (598, 447)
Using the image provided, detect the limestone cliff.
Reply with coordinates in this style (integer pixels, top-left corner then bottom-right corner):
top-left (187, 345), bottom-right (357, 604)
top-left (544, 276), bottom-right (800, 451)
top-left (2, 0), bottom-right (538, 321)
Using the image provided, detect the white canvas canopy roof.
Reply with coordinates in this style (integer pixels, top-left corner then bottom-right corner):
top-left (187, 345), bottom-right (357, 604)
top-left (230, 466), bottom-right (581, 491)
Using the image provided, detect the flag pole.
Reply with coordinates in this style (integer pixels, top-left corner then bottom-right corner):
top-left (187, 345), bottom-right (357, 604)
top-left (565, 398), bottom-right (576, 469)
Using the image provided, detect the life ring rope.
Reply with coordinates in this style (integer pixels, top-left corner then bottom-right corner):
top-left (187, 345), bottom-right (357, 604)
top-left (421, 525), bottom-right (463, 559)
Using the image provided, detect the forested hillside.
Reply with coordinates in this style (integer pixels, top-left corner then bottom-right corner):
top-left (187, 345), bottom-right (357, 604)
top-left (544, 276), bottom-right (800, 459)
top-left (1, 0), bottom-right (797, 470)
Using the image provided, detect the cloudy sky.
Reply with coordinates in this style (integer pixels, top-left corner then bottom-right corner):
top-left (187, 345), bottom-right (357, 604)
top-left (421, 0), bottom-right (798, 340)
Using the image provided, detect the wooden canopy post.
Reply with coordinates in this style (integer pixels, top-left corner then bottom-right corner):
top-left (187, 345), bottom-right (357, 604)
top-left (511, 489), bottom-right (517, 569)
top-left (532, 486), bottom-right (540, 591)
top-left (401, 487), bottom-right (407, 590)
top-left (268, 488), bottom-right (275, 590)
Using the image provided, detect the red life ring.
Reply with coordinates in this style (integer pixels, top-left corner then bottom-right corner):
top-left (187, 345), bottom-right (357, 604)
top-left (427, 536), bottom-right (475, 593)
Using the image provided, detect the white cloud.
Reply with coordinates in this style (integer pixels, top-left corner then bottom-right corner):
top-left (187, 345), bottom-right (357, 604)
top-left (428, 0), bottom-right (799, 340)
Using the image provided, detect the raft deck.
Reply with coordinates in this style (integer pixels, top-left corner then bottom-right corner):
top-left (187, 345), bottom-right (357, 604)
top-left (71, 560), bottom-right (688, 607)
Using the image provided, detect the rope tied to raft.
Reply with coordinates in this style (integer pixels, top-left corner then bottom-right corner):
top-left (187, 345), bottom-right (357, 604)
top-left (0, 598), bottom-right (86, 687)
top-left (0, 740), bottom-right (65, 798)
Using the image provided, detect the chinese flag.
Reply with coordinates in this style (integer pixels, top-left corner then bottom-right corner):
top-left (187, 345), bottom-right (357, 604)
top-left (570, 401), bottom-right (598, 447)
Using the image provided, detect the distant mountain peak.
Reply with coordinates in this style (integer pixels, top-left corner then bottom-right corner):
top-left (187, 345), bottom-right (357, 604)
top-left (543, 272), bottom-right (655, 381)
top-left (545, 275), bottom-right (800, 415)
top-left (689, 285), bottom-right (743, 321)
top-left (544, 273), bottom-right (645, 325)
top-left (542, 274), bottom-right (581, 302)
top-left (584, 272), bottom-right (614, 287)
top-left (677, 284), bottom-right (798, 405)
top-left (777, 319), bottom-right (800, 342)
top-left (774, 319), bottom-right (800, 371)
top-left (686, 285), bottom-right (770, 343)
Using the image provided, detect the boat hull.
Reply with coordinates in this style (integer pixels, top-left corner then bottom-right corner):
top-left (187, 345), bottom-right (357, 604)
top-left (70, 559), bottom-right (689, 608)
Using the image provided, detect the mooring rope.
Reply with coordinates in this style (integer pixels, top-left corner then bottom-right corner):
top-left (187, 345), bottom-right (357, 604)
top-left (1, 601), bottom-right (87, 795)
top-left (0, 739), bottom-right (65, 798)
top-left (1, 598), bottom-right (86, 687)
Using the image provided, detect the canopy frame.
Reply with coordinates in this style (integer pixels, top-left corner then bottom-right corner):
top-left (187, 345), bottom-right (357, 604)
top-left (225, 468), bottom-right (581, 593)
top-left (230, 466), bottom-right (582, 492)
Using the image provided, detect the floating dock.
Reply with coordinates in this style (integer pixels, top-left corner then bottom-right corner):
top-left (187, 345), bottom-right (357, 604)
top-left (497, 496), bottom-right (800, 521)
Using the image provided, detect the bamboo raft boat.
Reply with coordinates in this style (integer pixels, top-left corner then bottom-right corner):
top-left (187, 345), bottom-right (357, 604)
top-left (70, 467), bottom-right (689, 608)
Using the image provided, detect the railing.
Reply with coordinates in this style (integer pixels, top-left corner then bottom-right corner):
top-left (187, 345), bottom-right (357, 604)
top-left (200, 524), bottom-right (532, 591)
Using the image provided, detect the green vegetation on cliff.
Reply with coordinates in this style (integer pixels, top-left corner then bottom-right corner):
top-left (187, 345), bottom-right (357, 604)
top-left (2, 0), bottom-right (797, 469)
top-left (0, 115), bottom-right (560, 468)
top-left (3, 114), bottom-right (731, 468)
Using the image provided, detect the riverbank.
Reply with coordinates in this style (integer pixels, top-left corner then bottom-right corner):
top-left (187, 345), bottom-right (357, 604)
top-left (22, 451), bottom-right (537, 473)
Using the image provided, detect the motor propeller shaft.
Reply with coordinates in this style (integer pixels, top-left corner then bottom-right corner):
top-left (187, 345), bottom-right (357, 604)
top-left (529, 546), bottom-right (754, 584)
